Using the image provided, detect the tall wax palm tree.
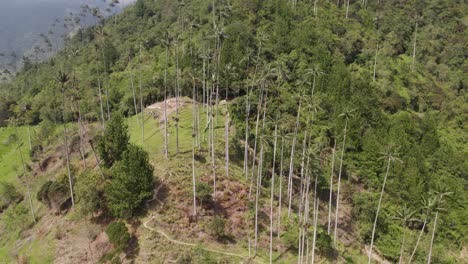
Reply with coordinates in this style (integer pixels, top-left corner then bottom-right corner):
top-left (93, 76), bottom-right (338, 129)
top-left (304, 64), bottom-right (324, 98)
top-left (55, 70), bottom-right (75, 206)
top-left (368, 148), bottom-right (402, 264)
top-left (269, 120), bottom-right (278, 264)
top-left (328, 139), bottom-right (337, 234)
top-left (162, 31), bottom-right (173, 159)
top-left (287, 85), bottom-right (305, 217)
top-left (392, 205), bottom-right (417, 264)
top-left (9, 118), bottom-right (36, 224)
top-left (427, 189), bottom-right (452, 264)
top-left (408, 188), bottom-right (451, 264)
top-left (334, 109), bottom-right (354, 245)
top-left (223, 63), bottom-right (236, 177)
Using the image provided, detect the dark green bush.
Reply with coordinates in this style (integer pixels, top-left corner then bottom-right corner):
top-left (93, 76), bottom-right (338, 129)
top-left (106, 221), bottom-right (131, 250)
top-left (209, 216), bottom-right (226, 239)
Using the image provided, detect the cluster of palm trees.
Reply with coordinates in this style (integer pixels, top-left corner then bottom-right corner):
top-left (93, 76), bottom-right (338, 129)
top-left (7, 1), bottom-right (451, 263)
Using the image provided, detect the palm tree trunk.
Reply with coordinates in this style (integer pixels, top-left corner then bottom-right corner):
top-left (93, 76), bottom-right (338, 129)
top-left (398, 230), bottom-right (406, 264)
top-left (277, 137), bottom-right (285, 238)
top-left (409, 218), bottom-right (427, 263)
top-left (345, 0), bottom-right (351, 18)
top-left (16, 129), bottom-right (36, 223)
top-left (311, 198), bottom-right (319, 264)
top-left (224, 81), bottom-right (230, 177)
top-left (328, 140), bottom-right (337, 234)
top-left (298, 133), bottom-right (308, 218)
top-left (249, 87), bottom-right (265, 199)
top-left (27, 126), bottom-right (32, 151)
top-left (175, 42), bottom-right (180, 154)
top-left (427, 212), bottom-right (438, 264)
top-left (62, 86), bottom-right (75, 206)
top-left (97, 76), bottom-right (105, 129)
top-left (77, 103), bottom-right (87, 168)
top-left (130, 69), bottom-right (138, 123)
top-left (372, 43), bottom-right (379, 82)
top-left (139, 68), bottom-right (144, 145)
top-left (269, 121), bottom-right (278, 264)
top-left (254, 141), bottom-right (264, 254)
top-left (163, 46), bottom-right (169, 158)
top-left (412, 22), bottom-right (418, 70)
top-left (334, 119), bottom-right (348, 246)
top-left (314, 0), bottom-right (318, 17)
top-left (192, 78), bottom-right (197, 217)
top-left (104, 79), bottom-right (111, 121)
top-left (368, 155), bottom-right (392, 264)
top-left (244, 86), bottom-right (250, 179)
top-left (288, 99), bottom-right (302, 217)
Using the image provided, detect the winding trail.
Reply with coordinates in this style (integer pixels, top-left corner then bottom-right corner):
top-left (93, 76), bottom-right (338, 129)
top-left (143, 215), bottom-right (262, 262)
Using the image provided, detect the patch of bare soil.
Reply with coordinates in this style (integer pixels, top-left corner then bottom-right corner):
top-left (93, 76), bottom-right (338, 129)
top-left (146, 97), bottom-right (192, 123)
top-left (54, 221), bottom-right (111, 264)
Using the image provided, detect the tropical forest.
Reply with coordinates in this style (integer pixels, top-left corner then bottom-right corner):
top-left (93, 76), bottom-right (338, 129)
top-left (0, 0), bottom-right (466, 263)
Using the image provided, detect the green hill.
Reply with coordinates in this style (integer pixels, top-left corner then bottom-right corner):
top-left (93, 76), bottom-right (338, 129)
top-left (0, 0), bottom-right (466, 263)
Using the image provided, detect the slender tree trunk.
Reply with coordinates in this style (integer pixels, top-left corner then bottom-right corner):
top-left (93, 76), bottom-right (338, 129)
top-left (334, 119), bottom-right (348, 246)
top-left (368, 156), bottom-right (392, 264)
top-left (202, 57), bottom-right (207, 126)
top-left (16, 129), bottom-right (36, 223)
top-left (288, 99), bottom-right (302, 217)
top-left (88, 139), bottom-right (104, 178)
top-left (409, 218), bottom-right (427, 263)
top-left (101, 47), bottom-right (111, 121)
top-left (427, 212), bottom-right (438, 264)
top-left (277, 138), bottom-right (285, 238)
top-left (104, 78), bottom-right (111, 121)
top-left (328, 140), bottom-right (337, 234)
top-left (224, 81), bottom-right (230, 178)
top-left (163, 46), bottom-right (169, 158)
top-left (175, 42), bottom-right (180, 154)
top-left (398, 230), bottom-right (406, 264)
top-left (269, 122), bottom-right (278, 264)
top-left (27, 126), bottom-right (32, 151)
top-left (298, 133), bottom-right (308, 219)
top-left (412, 22), bottom-right (418, 70)
top-left (372, 43), bottom-right (379, 82)
top-left (311, 198), bottom-right (319, 264)
top-left (314, 0), bottom-right (318, 17)
top-left (249, 88), bottom-right (265, 199)
top-left (77, 103), bottom-right (87, 168)
top-left (254, 141), bottom-right (264, 254)
top-left (139, 67), bottom-right (144, 144)
top-left (244, 86), bottom-right (250, 179)
top-left (192, 78), bottom-right (197, 216)
top-left (62, 86), bottom-right (75, 206)
top-left (345, 0), bottom-right (350, 18)
top-left (130, 69), bottom-right (138, 123)
top-left (97, 76), bottom-right (105, 129)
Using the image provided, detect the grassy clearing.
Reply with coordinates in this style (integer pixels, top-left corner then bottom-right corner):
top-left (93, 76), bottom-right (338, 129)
top-left (0, 126), bottom-right (32, 183)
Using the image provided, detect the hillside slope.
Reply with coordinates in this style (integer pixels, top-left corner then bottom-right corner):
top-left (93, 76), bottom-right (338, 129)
top-left (0, 0), bottom-right (466, 263)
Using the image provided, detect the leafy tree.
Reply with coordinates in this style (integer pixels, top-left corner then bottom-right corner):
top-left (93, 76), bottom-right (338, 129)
top-left (76, 170), bottom-right (102, 216)
top-left (195, 182), bottom-right (212, 208)
top-left (134, 0), bottom-right (146, 18)
top-left (105, 144), bottom-right (154, 218)
top-left (2, 203), bottom-right (31, 231)
top-left (209, 215), bottom-right (226, 239)
top-left (0, 181), bottom-right (22, 206)
top-left (98, 112), bottom-right (129, 168)
top-left (106, 221), bottom-right (131, 250)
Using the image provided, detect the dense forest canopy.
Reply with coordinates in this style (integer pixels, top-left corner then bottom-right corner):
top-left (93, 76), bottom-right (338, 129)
top-left (0, 0), bottom-right (466, 263)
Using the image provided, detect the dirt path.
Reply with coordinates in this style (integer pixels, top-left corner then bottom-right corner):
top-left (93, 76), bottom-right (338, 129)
top-left (142, 215), bottom-right (263, 263)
